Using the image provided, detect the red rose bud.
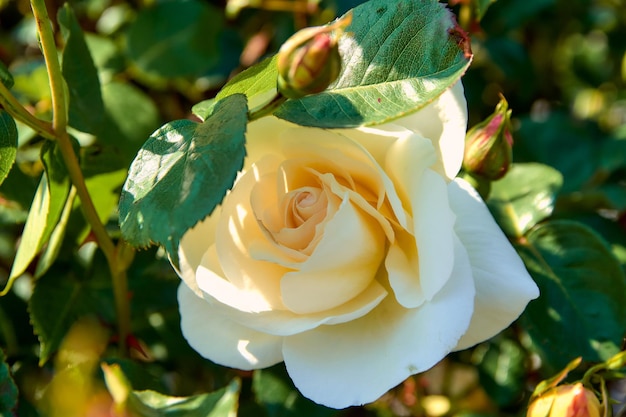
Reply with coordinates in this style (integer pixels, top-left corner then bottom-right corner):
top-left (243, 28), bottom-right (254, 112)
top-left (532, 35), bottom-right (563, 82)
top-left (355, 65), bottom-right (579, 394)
top-left (527, 383), bottom-right (602, 417)
top-left (462, 95), bottom-right (514, 180)
top-left (277, 13), bottom-right (351, 99)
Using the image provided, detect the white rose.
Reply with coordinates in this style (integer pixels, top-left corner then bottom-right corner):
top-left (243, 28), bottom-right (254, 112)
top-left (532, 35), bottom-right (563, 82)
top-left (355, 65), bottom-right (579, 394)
top-left (174, 83), bottom-right (539, 409)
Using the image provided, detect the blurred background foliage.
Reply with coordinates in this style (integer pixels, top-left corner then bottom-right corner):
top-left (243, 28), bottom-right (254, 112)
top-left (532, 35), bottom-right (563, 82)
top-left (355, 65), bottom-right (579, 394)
top-left (0, 0), bottom-right (625, 416)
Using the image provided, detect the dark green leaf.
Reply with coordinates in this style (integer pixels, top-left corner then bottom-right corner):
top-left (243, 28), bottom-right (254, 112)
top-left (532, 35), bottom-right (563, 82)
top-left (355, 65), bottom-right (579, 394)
top-left (519, 220), bottom-right (626, 373)
top-left (29, 250), bottom-right (116, 365)
top-left (125, 0), bottom-right (223, 78)
top-left (515, 112), bottom-right (601, 193)
top-left (0, 110), bottom-right (18, 186)
top-left (253, 366), bottom-right (338, 417)
top-left (0, 60), bottom-right (14, 88)
top-left (100, 81), bottom-right (161, 153)
top-left (472, 337), bottom-right (527, 407)
top-left (58, 4), bottom-right (105, 135)
top-left (119, 94), bottom-right (248, 257)
top-left (475, 0), bottom-right (496, 20)
top-left (274, 0), bottom-right (472, 127)
top-left (487, 163), bottom-right (563, 238)
top-left (0, 348), bottom-right (17, 416)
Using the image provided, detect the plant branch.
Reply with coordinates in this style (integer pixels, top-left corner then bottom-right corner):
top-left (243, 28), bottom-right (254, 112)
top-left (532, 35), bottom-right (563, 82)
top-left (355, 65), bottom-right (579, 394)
top-left (0, 82), bottom-right (56, 140)
top-left (30, 0), bottom-right (67, 134)
top-left (30, 0), bottom-right (130, 353)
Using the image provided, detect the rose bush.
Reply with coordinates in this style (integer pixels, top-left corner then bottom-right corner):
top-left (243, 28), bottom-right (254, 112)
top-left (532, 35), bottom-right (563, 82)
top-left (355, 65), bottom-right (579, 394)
top-left (173, 83), bottom-right (539, 409)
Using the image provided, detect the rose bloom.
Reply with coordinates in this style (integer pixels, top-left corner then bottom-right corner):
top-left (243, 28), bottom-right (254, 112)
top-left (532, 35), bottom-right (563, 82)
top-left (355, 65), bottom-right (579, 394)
top-left (174, 83), bottom-right (539, 409)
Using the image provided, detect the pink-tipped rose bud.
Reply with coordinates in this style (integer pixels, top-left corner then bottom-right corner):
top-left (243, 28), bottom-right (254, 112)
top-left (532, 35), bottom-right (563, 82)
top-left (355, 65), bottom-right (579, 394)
top-left (277, 13), bottom-right (351, 99)
top-left (527, 383), bottom-right (602, 417)
top-left (462, 95), bottom-right (514, 180)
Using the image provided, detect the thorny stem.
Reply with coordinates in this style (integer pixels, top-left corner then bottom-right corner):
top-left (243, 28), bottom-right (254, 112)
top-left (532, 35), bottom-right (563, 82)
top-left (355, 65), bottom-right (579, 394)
top-left (30, 0), bottom-right (131, 353)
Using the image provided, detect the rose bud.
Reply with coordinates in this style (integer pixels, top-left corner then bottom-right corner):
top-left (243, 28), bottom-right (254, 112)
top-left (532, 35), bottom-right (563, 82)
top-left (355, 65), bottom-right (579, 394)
top-left (462, 95), bottom-right (513, 181)
top-left (277, 14), bottom-right (351, 99)
top-left (527, 383), bottom-right (602, 417)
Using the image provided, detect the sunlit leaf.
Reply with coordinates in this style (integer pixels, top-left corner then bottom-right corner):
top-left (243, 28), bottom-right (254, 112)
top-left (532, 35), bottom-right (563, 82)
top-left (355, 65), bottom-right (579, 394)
top-left (274, 0), bottom-right (472, 127)
top-left (103, 363), bottom-right (240, 417)
top-left (487, 163), bottom-right (563, 238)
top-left (519, 220), bottom-right (626, 372)
top-left (34, 187), bottom-right (76, 278)
top-left (3, 175), bottom-right (50, 295)
top-left (214, 55), bottom-right (279, 115)
top-left (119, 94), bottom-right (248, 258)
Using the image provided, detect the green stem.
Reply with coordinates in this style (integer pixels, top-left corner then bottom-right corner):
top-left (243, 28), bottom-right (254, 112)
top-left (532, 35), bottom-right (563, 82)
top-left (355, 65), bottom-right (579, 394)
top-left (0, 82), bottom-right (56, 140)
top-left (248, 93), bottom-right (288, 122)
top-left (30, 0), bottom-right (130, 354)
top-left (30, 0), bottom-right (67, 134)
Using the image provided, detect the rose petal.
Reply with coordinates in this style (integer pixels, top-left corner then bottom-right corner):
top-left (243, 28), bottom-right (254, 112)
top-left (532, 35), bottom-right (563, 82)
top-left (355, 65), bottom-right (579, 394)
top-left (196, 253), bottom-right (388, 336)
top-left (338, 125), bottom-right (417, 230)
top-left (385, 228), bottom-right (425, 307)
top-left (177, 216), bottom-right (218, 296)
top-left (448, 179), bottom-right (539, 350)
top-left (282, 237), bottom-right (475, 409)
top-left (178, 282), bottom-right (284, 370)
top-left (281, 193), bottom-right (386, 314)
top-left (216, 156), bottom-right (290, 308)
top-left (385, 133), bottom-right (456, 305)
top-left (394, 82), bottom-right (468, 180)
top-left (197, 244), bottom-right (388, 335)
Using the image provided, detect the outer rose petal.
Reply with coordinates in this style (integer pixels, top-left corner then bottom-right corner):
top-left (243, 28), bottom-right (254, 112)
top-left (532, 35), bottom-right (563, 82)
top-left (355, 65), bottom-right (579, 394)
top-left (448, 179), bottom-right (539, 350)
top-left (178, 282), bottom-right (284, 370)
top-left (282, 237), bottom-right (475, 409)
top-left (394, 82), bottom-right (467, 180)
top-left (177, 216), bottom-right (218, 296)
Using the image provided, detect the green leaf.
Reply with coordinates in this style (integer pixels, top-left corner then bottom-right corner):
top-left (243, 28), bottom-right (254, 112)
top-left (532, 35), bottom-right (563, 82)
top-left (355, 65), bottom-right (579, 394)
top-left (125, 0), bottom-right (223, 78)
top-left (3, 175), bottom-right (50, 295)
top-left (100, 81), bottom-right (161, 154)
top-left (104, 363), bottom-right (240, 417)
top-left (274, 0), bottom-right (472, 128)
top-left (0, 348), bottom-right (17, 416)
top-left (0, 60), bottom-right (14, 88)
top-left (475, 0), bottom-right (496, 20)
top-left (58, 4), bottom-right (105, 135)
top-left (34, 187), bottom-right (76, 278)
top-left (472, 337), bottom-right (527, 407)
top-left (40, 140), bottom-right (73, 243)
top-left (0, 110), bottom-right (18, 186)
top-left (253, 366), bottom-right (337, 417)
top-left (131, 380), bottom-right (240, 417)
top-left (215, 55), bottom-right (279, 115)
top-left (515, 112), bottom-right (600, 193)
top-left (29, 250), bottom-right (116, 365)
top-left (518, 220), bottom-right (626, 373)
top-left (487, 163), bottom-right (563, 238)
top-left (119, 94), bottom-right (248, 256)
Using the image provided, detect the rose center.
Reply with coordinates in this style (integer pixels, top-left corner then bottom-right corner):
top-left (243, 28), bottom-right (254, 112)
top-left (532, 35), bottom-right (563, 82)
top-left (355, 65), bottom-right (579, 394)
top-left (287, 187), bottom-right (322, 227)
